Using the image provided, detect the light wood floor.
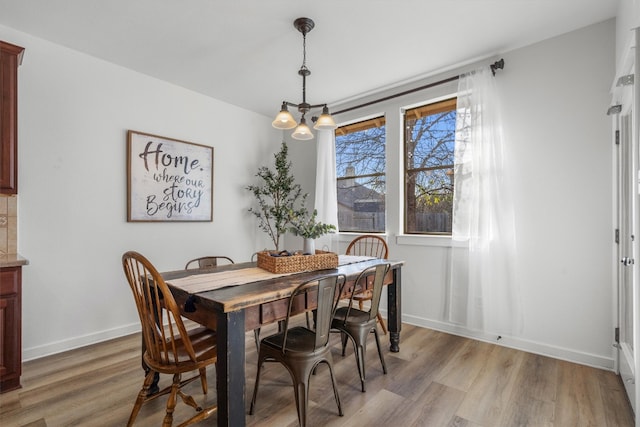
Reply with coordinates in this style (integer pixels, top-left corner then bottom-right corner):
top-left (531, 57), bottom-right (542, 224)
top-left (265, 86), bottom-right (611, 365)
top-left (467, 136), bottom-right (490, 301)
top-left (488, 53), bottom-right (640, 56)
top-left (0, 323), bottom-right (634, 426)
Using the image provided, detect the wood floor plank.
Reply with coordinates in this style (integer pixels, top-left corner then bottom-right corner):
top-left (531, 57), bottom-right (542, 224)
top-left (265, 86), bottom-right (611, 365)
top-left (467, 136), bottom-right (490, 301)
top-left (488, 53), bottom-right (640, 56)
top-left (384, 329), bottom-right (464, 399)
top-left (495, 352), bottom-right (557, 427)
top-left (378, 321), bottom-right (427, 362)
top-left (336, 389), bottom-right (412, 427)
top-left (455, 345), bottom-right (525, 425)
top-left (498, 395), bottom-right (555, 427)
top-left (555, 360), bottom-right (608, 427)
top-left (407, 381), bottom-right (466, 426)
top-left (595, 365), bottom-right (635, 427)
top-left (447, 415), bottom-right (484, 427)
top-left (514, 351), bottom-right (558, 402)
top-left (434, 338), bottom-right (495, 392)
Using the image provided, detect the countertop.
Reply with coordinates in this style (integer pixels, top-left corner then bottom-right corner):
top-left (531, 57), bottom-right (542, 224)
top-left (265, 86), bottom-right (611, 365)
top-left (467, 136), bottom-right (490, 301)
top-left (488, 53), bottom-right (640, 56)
top-left (0, 253), bottom-right (29, 268)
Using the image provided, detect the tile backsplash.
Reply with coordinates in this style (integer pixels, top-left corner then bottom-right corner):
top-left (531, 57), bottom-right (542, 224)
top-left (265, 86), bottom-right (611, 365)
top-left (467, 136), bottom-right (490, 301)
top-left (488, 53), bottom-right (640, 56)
top-left (0, 195), bottom-right (17, 254)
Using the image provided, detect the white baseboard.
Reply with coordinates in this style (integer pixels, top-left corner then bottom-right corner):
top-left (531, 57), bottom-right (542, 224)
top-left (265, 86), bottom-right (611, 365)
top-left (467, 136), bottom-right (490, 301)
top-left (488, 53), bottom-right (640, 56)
top-left (24, 315), bottom-right (615, 372)
top-left (22, 322), bottom-right (140, 362)
top-left (394, 312), bottom-right (615, 371)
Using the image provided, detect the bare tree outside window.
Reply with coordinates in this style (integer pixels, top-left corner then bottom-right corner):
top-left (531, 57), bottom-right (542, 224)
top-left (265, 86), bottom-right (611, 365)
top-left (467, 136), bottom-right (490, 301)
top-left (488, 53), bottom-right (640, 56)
top-left (404, 98), bottom-right (457, 234)
top-left (335, 117), bottom-right (386, 232)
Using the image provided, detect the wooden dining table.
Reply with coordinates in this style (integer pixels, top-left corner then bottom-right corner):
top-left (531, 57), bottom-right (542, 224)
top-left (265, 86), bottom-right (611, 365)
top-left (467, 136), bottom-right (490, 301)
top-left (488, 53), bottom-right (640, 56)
top-left (161, 256), bottom-right (404, 427)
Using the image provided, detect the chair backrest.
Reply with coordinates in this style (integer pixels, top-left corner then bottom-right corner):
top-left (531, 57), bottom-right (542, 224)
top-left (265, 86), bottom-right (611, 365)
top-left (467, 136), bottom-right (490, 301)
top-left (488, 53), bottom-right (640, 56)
top-left (185, 256), bottom-right (234, 270)
top-left (123, 251), bottom-right (198, 367)
top-left (345, 263), bottom-right (391, 322)
top-left (282, 274), bottom-right (345, 352)
top-left (345, 235), bottom-right (389, 259)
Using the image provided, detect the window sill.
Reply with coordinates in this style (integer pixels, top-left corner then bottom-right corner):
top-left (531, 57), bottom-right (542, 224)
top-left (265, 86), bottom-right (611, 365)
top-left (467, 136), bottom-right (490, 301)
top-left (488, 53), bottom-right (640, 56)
top-left (333, 232), bottom-right (468, 249)
top-left (396, 234), bottom-right (467, 248)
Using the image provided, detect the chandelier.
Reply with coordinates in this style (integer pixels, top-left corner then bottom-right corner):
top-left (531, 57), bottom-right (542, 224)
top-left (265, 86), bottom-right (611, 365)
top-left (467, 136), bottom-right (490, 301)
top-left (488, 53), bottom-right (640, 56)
top-left (272, 17), bottom-right (337, 140)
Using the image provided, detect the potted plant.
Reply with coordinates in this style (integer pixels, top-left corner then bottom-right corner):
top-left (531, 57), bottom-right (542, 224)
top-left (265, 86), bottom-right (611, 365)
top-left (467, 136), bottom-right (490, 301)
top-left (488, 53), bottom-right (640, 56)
top-left (289, 208), bottom-right (336, 254)
top-left (246, 142), bottom-right (307, 251)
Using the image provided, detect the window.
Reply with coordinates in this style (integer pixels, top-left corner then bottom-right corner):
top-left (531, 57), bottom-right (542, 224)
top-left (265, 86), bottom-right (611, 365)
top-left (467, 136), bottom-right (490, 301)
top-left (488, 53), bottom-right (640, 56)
top-left (335, 117), bottom-right (386, 232)
top-left (404, 98), bottom-right (457, 234)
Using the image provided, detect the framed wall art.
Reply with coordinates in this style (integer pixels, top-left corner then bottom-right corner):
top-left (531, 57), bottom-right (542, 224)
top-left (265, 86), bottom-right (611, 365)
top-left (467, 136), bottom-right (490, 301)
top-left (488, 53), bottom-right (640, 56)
top-left (127, 130), bottom-right (213, 222)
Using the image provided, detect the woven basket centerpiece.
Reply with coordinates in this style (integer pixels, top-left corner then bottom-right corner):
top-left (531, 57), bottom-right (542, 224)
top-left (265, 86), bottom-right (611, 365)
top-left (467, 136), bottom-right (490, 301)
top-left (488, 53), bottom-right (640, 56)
top-left (257, 250), bottom-right (338, 274)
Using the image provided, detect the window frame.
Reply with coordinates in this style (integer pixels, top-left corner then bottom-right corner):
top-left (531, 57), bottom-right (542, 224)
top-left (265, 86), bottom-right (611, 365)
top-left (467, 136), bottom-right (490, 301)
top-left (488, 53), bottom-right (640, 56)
top-left (330, 73), bottom-right (461, 247)
top-left (402, 97), bottom-right (457, 235)
top-left (335, 116), bottom-right (387, 233)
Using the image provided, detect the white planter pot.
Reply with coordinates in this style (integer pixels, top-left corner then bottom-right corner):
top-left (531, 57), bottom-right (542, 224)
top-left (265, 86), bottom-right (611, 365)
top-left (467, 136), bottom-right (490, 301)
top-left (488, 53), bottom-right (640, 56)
top-left (303, 238), bottom-right (315, 254)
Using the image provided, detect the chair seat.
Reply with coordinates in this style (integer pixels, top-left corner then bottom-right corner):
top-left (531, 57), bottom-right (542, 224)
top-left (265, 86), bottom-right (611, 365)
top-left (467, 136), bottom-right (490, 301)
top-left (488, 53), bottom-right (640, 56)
top-left (145, 327), bottom-right (217, 373)
top-left (182, 327), bottom-right (218, 360)
top-left (261, 326), bottom-right (326, 355)
top-left (333, 306), bottom-right (372, 325)
top-left (175, 327), bottom-right (217, 362)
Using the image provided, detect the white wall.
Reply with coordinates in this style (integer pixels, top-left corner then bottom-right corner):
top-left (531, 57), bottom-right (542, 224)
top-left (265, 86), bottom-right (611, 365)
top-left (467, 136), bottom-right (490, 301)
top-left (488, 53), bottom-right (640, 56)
top-left (0, 25), bottom-right (280, 360)
top-left (500, 19), bottom-right (615, 365)
top-left (288, 19), bottom-right (617, 369)
top-left (616, 0), bottom-right (640, 70)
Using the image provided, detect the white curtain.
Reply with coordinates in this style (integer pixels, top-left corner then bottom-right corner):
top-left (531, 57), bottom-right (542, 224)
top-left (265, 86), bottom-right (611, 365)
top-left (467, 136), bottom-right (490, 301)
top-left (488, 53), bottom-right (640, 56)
top-left (448, 66), bottom-right (521, 335)
top-left (314, 129), bottom-right (339, 230)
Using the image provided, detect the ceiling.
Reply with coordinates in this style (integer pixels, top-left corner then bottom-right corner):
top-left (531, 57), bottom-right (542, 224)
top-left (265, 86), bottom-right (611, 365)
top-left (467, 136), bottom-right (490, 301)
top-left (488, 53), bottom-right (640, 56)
top-left (0, 1), bottom-right (618, 119)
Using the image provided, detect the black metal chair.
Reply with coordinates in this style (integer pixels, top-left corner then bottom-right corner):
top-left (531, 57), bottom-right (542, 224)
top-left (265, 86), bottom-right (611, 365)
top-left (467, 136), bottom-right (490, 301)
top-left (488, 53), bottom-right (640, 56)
top-left (184, 256), bottom-right (234, 269)
top-left (346, 235), bottom-right (389, 334)
top-left (250, 273), bottom-right (345, 426)
top-left (332, 263), bottom-right (390, 392)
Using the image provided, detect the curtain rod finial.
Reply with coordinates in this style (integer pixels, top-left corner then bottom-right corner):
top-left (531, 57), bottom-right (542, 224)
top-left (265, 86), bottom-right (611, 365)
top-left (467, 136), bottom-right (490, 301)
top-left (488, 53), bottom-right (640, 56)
top-left (490, 58), bottom-right (505, 76)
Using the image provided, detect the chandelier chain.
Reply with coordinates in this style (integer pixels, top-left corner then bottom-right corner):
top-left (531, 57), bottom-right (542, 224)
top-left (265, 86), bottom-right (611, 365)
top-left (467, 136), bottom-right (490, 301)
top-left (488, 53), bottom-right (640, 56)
top-left (302, 32), bottom-right (307, 69)
top-left (299, 30), bottom-right (309, 110)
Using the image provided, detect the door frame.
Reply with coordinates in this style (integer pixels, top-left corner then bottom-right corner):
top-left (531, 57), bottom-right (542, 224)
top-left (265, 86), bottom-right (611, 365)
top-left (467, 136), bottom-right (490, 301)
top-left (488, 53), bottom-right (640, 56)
top-left (612, 27), bottom-right (639, 419)
top-left (615, 108), bottom-right (637, 412)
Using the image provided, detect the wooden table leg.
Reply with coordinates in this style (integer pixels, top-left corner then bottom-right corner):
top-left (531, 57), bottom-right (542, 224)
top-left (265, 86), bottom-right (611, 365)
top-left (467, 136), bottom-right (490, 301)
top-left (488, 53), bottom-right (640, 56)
top-left (387, 267), bottom-right (402, 353)
top-left (215, 309), bottom-right (246, 427)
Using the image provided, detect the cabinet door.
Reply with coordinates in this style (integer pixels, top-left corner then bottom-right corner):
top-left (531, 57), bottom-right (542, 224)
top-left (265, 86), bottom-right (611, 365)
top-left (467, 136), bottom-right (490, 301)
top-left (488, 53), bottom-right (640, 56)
top-left (0, 41), bottom-right (24, 194)
top-left (0, 266), bottom-right (22, 392)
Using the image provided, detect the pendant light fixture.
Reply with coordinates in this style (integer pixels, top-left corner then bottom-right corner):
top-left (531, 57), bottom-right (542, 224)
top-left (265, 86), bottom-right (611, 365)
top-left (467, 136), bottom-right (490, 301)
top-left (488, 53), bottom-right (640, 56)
top-left (272, 17), bottom-right (337, 140)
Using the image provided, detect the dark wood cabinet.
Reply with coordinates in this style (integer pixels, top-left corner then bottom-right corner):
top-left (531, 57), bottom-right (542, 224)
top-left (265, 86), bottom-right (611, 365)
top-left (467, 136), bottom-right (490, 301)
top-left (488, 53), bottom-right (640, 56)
top-left (0, 41), bottom-right (24, 194)
top-left (0, 266), bottom-right (22, 392)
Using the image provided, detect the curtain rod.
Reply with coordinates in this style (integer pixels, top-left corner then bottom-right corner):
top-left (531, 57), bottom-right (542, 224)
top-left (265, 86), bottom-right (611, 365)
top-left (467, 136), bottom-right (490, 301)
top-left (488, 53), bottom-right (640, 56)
top-left (332, 58), bottom-right (504, 116)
